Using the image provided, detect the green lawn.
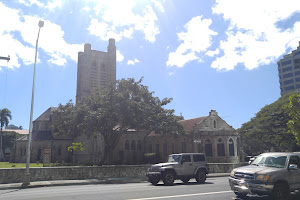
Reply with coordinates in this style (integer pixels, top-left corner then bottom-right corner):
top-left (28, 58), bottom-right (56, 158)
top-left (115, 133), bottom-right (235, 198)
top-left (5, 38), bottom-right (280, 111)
top-left (0, 162), bottom-right (43, 168)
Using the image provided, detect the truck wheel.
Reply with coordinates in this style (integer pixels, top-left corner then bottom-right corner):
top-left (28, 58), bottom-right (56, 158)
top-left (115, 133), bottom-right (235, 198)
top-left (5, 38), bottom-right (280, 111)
top-left (234, 192), bottom-right (247, 199)
top-left (271, 183), bottom-right (290, 200)
top-left (195, 170), bottom-right (206, 184)
top-left (162, 171), bottom-right (175, 186)
top-left (149, 178), bottom-right (160, 185)
top-left (181, 177), bottom-right (190, 184)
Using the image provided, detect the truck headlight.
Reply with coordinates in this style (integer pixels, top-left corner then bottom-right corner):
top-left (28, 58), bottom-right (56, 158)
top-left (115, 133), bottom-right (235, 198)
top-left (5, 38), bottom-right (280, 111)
top-left (158, 167), bottom-right (165, 172)
top-left (230, 170), bottom-right (235, 177)
top-left (256, 174), bottom-right (270, 181)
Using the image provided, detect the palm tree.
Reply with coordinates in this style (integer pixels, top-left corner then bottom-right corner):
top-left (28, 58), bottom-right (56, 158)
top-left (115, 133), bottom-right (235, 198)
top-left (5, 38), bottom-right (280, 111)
top-left (0, 108), bottom-right (12, 161)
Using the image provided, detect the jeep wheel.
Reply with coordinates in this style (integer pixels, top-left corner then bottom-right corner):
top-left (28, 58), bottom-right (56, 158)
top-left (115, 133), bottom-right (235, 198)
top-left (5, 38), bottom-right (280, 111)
top-left (181, 177), bottom-right (190, 184)
top-left (162, 171), bottom-right (175, 186)
top-left (271, 183), bottom-right (290, 200)
top-left (195, 170), bottom-right (206, 184)
top-left (149, 178), bottom-right (160, 185)
top-left (234, 192), bottom-right (247, 199)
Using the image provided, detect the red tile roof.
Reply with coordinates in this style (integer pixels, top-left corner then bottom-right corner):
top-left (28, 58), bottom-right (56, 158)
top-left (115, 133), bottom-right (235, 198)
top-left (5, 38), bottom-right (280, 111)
top-left (2, 129), bottom-right (29, 135)
top-left (178, 116), bottom-right (208, 132)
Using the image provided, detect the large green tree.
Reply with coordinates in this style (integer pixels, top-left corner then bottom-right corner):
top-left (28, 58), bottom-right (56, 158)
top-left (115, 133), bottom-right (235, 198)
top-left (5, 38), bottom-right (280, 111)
top-left (238, 93), bottom-right (299, 155)
top-left (52, 78), bottom-right (185, 164)
top-left (284, 92), bottom-right (300, 145)
top-left (0, 108), bottom-right (12, 161)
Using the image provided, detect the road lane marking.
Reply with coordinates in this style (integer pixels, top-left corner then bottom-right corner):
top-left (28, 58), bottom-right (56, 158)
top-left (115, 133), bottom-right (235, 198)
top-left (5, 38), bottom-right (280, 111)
top-left (127, 190), bottom-right (232, 200)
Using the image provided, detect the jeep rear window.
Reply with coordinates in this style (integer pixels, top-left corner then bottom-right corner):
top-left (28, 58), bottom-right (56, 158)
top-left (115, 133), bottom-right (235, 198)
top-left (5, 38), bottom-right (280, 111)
top-left (193, 154), bottom-right (205, 162)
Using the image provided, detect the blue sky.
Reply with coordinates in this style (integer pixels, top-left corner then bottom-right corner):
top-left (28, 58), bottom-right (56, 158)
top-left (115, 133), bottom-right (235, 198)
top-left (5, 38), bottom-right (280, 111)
top-left (0, 0), bottom-right (299, 130)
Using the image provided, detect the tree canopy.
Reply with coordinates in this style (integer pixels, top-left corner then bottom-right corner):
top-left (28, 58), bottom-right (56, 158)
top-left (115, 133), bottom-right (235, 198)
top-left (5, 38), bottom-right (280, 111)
top-left (284, 92), bottom-right (300, 145)
top-left (52, 78), bottom-right (185, 164)
top-left (238, 93), bottom-right (300, 155)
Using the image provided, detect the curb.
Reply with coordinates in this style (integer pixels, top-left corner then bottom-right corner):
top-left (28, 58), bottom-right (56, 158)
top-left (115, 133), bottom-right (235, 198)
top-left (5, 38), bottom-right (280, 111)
top-left (0, 173), bottom-right (230, 190)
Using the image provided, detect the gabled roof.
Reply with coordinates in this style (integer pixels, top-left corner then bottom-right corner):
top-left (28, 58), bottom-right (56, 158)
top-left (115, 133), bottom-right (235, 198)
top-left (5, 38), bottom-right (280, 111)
top-left (34, 107), bottom-right (57, 122)
top-left (178, 116), bottom-right (208, 132)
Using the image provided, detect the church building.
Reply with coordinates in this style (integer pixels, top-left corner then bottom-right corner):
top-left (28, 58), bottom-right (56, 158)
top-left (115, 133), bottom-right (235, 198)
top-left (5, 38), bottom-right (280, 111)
top-left (11, 39), bottom-right (241, 164)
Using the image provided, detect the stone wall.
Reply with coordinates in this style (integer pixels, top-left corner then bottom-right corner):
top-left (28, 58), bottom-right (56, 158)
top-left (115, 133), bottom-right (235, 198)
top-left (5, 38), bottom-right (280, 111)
top-left (0, 163), bottom-right (245, 184)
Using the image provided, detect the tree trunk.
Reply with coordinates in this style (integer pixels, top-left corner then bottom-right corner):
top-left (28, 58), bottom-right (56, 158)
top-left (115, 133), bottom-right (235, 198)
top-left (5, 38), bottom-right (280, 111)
top-left (0, 127), bottom-right (4, 161)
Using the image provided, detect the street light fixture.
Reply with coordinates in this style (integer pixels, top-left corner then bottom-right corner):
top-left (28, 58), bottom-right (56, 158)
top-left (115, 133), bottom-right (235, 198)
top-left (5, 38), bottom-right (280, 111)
top-left (23, 20), bottom-right (44, 187)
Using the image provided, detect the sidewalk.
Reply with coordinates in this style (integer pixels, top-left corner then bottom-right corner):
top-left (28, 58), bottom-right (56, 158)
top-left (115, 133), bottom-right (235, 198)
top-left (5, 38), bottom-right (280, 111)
top-left (0, 173), bottom-right (229, 190)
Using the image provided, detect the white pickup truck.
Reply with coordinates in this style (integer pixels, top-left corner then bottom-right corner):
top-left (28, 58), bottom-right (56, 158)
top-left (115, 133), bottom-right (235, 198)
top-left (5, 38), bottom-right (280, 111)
top-left (229, 152), bottom-right (300, 200)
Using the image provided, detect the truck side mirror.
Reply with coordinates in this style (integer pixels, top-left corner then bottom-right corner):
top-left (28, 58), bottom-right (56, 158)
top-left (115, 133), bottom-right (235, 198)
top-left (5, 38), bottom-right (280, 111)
top-left (289, 164), bottom-right (298, 170)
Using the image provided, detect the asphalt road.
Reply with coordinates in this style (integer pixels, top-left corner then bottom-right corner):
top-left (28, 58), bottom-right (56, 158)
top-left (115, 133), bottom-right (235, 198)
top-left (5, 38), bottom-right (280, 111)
top-left (1, 177), bottom-right (300, 200)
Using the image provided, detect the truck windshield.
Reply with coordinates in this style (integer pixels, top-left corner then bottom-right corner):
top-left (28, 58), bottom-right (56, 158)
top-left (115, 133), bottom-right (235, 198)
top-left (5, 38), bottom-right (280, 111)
top-left (251, 155), bottom-right (287, 168)
top-left (168, 155), bottom-right (181, 163)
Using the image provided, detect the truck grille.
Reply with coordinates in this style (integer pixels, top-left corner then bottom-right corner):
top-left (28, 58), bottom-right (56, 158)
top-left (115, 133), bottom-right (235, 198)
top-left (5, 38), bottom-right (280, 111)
top-left (149, 166), bottom-right (160, 172)
top-left (234, 172), bottom-right (254, 180)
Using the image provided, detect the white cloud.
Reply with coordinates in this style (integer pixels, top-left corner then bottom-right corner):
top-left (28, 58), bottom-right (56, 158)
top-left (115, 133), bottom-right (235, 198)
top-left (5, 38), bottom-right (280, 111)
top-left (18, 0), bottom-right (62, 10)
top-left (127, 58), bottom-right (140, 65)
top-left (87, 0), bottom-right (160, 43)
top-left (211, 0), bottom-right (300, 71)
top-left (166, 16), bottom-right (218, 67)
top-left (205, 48), bottom-right (220, 57)
top-left (116, 50), bottom-right (124, 62)
top-left (0, 2), bottom-right (82, 69)
top-left (151, 0), bottom-right (165, 13)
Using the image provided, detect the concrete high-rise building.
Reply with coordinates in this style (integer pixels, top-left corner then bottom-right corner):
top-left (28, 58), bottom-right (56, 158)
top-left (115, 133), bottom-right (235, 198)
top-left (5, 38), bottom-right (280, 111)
top-left (278, 42), bottom-right (300, 96)
top-left (76, 39), bottom-right (116, 103)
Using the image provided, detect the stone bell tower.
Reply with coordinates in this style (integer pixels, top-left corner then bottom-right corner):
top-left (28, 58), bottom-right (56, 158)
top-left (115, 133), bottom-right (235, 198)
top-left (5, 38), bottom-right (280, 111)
top-left (76, 39), bottom-right (116, 103)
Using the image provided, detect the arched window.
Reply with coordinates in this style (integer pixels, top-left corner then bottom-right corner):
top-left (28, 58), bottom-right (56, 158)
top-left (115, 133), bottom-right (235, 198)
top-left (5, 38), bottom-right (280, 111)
top-left (131, 140), bottom-right (136, 150)
top-left (125, 140), bottom-right (130, 150)
top-left (205, 139), bottom-right (213, 157)
top-left (214, 120), bottom-right (217, 128)
top-left (229, 138), bottom-right (235, 156)
top-left (148, 143), bottom-right (152, 153)
top-left (217, 138), bottom-right (225, 156)
top-left (137, 140), bottom-right (142, 151)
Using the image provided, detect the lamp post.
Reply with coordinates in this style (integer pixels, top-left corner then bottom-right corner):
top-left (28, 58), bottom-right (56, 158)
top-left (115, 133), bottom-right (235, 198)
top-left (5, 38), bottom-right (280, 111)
top-left (23, 20), bottom-right (44, 187)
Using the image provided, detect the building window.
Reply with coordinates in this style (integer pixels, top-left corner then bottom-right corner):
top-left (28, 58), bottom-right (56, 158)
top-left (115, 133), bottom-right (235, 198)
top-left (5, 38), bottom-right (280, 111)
top-left (37, 149), bottom-right (42, 161)
top-left (149, 143), bottom-right (152, 153)
top-left (229, 138), bottom-right (235, 156)
top-left (20, 148), bottom-right (23, 156)
top-left (58, 148), bottom-right (62, 156)
top-left (283, 79), bottom-right (294, 85)
top-left (214, 120), bottom-right (217, 128)
top-left (284, 85), bottom-right (295, 91)
top-left (283, 73), bottom-right (293, 79)
top-left (217, 138), bottom-right (225, 156)
top-left (125, 140), bottom-right (130, 150)
top-left (181, 142), bottom-right (187, 153)
top-left (205, 139), bottom-right (213, 157)
top-left (282, 66), bottom-right (292, 72)
top-left (197, 144), bottom-right (201, 153)
top-left (137, 140), bottom-right (142, 151)
top-left (156, 144), bottom-right (160, 154)
top-left (295, 58), bottom-right (300, 64)
top-left (295, 71), bottom-right (300, 76)
top-left (131, 140), bottom-right (136, 150)
top-left (281, 60), bottom-right (291, 66)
